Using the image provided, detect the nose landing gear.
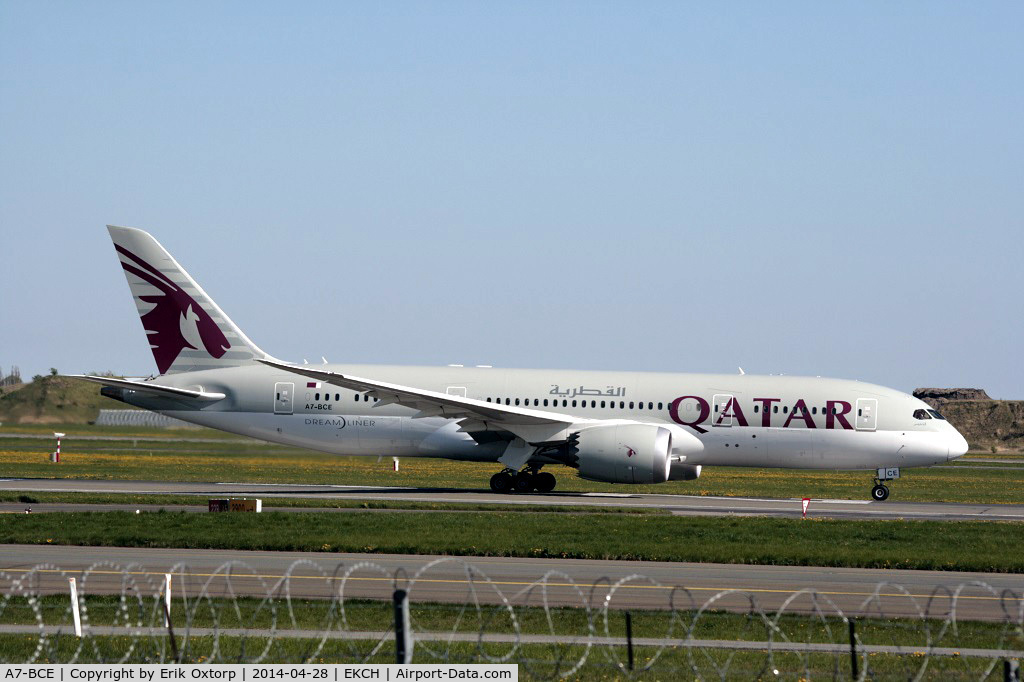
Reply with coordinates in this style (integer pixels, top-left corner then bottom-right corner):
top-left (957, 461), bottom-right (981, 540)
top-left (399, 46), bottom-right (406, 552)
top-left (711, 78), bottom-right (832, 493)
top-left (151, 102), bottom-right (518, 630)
top-left (870, 467), bottom-right (900, 501)
top-left (488, 466), bottom-right (556, 493)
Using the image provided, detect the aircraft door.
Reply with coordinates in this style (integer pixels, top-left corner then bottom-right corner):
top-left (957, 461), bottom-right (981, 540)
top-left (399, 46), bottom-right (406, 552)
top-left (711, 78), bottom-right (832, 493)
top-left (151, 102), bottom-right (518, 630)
top-left (712, 394), bottom-right (734, 427)
top-left (855, 398), bottom-right (877, 431)
top-left (274, 382), bottom-right (294, 415)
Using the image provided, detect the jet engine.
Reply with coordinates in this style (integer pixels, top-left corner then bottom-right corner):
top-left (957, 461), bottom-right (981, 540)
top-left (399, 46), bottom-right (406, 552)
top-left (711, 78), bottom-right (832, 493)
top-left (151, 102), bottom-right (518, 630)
top-left (575, 423), bottom-right (675, 484)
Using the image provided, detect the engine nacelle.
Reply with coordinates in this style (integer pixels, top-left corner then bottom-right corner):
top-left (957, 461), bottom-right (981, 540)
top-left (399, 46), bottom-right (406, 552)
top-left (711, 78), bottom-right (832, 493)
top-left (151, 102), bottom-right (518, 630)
top-left (576, 423), bottom-right (674, 484)
top-left (669, 462), bottom-right (702, 481)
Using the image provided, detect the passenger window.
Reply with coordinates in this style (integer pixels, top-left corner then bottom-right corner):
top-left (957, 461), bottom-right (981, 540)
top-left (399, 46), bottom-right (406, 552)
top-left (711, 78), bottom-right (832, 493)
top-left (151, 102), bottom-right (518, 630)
top-left (783, 406), bottom-right (789, 413)
top-left (601, 400), bottom-right (606, 408)
top-left (648, 402), bottom-right (654, 410)
top-left (658, 402), bottom-right (663, 410)
top-left (629, 402), bottom-right (634, 409)
top-left (638, 402), bottom-right (644, 410)
top-left (276, 392), bottom-right (280, 400)
top-left (928, 410), bottom-right (947, 421)
top-left (515, 398), bottom-right (520, 406)
top-left (858, 409), bottom-right (862, 416)
top-left (562, 399), bottom-right (567, 407)
top-left (315, 393), bottom-right (320, 401)
top-left (619, 401), bottom-right (624, 409)
top-left (754, 405), bottom-right (759, 413)
top-left (572, 400), bottom-right (577, 407)
top-left (543, 399), bottom-right (548, 407)
top-left (913, 409), bottom-right (931, 420)
top-left (773, 405), bottom-right (778, 413)
top-left (505, 398), bottom-right (511, 405)
top-left (812, 407), bottom-right (817, 414)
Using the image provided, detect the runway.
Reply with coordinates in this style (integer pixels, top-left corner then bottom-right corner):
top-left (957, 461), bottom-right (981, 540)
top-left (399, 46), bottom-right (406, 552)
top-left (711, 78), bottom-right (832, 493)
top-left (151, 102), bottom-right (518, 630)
top-left (3, 477), bottom-right (1024, 521)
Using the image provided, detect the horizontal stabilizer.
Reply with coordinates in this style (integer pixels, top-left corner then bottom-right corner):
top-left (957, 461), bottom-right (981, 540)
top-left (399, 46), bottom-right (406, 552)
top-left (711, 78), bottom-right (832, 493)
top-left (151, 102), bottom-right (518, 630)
top-left (67, 375), bottom-right (226, 402)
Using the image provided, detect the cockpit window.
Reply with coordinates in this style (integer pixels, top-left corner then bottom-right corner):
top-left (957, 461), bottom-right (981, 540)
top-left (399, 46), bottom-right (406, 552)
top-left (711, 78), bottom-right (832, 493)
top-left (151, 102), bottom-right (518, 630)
top-left (913, 409), bottom-right (931, 420)
top-left (927, 409), bottom-right (947, 421)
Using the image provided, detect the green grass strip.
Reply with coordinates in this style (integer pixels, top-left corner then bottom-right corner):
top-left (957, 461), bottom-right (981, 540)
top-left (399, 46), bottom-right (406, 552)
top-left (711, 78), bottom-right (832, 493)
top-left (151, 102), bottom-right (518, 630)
top-left (2, 511), bottom-right (1023, 573)
top-left (0, 491), bottom-right (664, 514)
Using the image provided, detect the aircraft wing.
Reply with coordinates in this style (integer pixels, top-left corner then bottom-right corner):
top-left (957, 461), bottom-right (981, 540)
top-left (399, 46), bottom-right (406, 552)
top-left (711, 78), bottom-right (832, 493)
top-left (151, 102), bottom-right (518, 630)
top-left (68, 375), bottom-right (226, 402)
top-left (258, 360), bottom-right (586, 440)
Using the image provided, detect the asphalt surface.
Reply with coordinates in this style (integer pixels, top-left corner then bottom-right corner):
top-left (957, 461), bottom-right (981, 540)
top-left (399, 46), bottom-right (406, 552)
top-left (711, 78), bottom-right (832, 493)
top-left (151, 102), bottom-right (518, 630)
top-left (2, 545), bottom-right (1020, 621)
top-left (3, 477), bottom-right (1024, 520)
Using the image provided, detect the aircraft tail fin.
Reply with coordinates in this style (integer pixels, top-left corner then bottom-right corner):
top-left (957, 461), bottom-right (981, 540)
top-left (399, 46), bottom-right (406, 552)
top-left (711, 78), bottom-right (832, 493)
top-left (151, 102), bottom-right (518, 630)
top-left (107, 225), bottom-right (274, 375)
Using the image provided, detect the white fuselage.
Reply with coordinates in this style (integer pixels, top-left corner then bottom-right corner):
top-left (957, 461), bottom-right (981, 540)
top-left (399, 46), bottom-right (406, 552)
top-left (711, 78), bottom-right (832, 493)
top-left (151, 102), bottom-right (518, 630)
top-left (116, 363), bottom-right (969, 472)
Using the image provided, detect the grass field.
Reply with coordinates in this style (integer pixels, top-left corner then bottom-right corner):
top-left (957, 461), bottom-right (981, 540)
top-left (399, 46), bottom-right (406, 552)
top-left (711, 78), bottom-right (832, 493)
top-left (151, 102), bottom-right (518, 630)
top-left (2, 635), bottom-right (1008, 679)
top-left (2, 426), bottom-right (1023, 504)
top-left (2, 510), bottom-right (1023, 572)
top-left (4, 426), bottom-right (1024, 576)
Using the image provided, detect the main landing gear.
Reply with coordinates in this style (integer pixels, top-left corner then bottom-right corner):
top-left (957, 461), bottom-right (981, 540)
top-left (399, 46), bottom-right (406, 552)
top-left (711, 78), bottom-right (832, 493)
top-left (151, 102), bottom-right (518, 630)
top-left (489, 467), bottom-right (556, 494)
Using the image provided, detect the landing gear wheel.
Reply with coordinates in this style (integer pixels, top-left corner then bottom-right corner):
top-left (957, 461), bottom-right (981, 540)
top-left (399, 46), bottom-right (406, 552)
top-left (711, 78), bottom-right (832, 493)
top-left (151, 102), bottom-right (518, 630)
top-left (513, 474), bottom-right (535, 494)
top-left (534, 472), bottom-right (556, 493)
top-left (871, 484), bottom-right (890, 501)
top-left (490, 472), bottom-right (514, 493)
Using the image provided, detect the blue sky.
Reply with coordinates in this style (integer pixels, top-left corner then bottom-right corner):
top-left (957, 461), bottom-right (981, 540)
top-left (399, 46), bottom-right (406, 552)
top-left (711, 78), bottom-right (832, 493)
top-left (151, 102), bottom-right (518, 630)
top-left (1, 2), bottom-right (1021, 397)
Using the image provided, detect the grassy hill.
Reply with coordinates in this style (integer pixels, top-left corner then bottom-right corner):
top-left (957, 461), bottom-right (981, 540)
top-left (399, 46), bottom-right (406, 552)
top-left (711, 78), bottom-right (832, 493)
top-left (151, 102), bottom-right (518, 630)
top-left (0, 374), bottom-right (137, 425)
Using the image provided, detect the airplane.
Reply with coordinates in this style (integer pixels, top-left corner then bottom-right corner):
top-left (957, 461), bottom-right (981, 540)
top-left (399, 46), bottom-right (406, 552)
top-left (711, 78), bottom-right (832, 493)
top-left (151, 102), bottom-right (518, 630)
top-left (71, 226), bottom-right (970, 501)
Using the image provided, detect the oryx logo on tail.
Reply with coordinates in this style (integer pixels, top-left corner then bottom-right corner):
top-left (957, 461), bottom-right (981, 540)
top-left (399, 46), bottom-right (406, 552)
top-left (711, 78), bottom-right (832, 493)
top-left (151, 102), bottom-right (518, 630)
top-left (115, 245), bottom-right (231, 374)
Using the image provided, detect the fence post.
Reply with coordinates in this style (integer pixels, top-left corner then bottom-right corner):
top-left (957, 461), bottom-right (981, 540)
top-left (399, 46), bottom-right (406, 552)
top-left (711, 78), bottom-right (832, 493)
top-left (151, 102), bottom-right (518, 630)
top-left (848, 618), bottom-right (858, 680)
top-left (394, 588), bottom-right (412, 664)
top-left (68, 577), bottom-right (82, 637)
top-left (625, 611), bottom-right (634, 671)
top-left (164, 574), bottom-right (172, 628)
top-left (161, 578), bottom-right (179, 663)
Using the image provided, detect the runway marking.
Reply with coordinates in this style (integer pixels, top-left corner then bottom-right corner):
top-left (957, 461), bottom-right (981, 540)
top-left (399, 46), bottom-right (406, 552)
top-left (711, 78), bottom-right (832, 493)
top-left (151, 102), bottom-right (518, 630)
top-left (1, 567), bottom-right (1012, 603)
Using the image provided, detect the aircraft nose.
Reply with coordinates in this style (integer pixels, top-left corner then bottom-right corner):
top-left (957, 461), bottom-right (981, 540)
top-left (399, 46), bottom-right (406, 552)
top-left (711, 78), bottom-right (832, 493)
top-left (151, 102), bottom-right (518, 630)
top-left (947, 431), bottom-right (969, 460)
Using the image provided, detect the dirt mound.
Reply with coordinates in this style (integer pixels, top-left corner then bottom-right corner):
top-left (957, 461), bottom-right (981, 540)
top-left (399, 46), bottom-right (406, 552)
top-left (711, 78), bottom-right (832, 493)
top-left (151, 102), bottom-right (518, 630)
top-left (938, 400), bottom-right (1024, 453)
top-left (914, 388), bottom-right (992, 403)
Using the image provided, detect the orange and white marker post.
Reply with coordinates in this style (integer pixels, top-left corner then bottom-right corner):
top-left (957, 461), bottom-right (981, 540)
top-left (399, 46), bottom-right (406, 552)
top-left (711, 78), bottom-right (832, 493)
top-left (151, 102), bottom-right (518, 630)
top-left (801, 497), bottom-right (811, 518)
top-left (393, 457), bottom-right (400, 472)
top-left (51, 432), bottom-right (65, 463)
